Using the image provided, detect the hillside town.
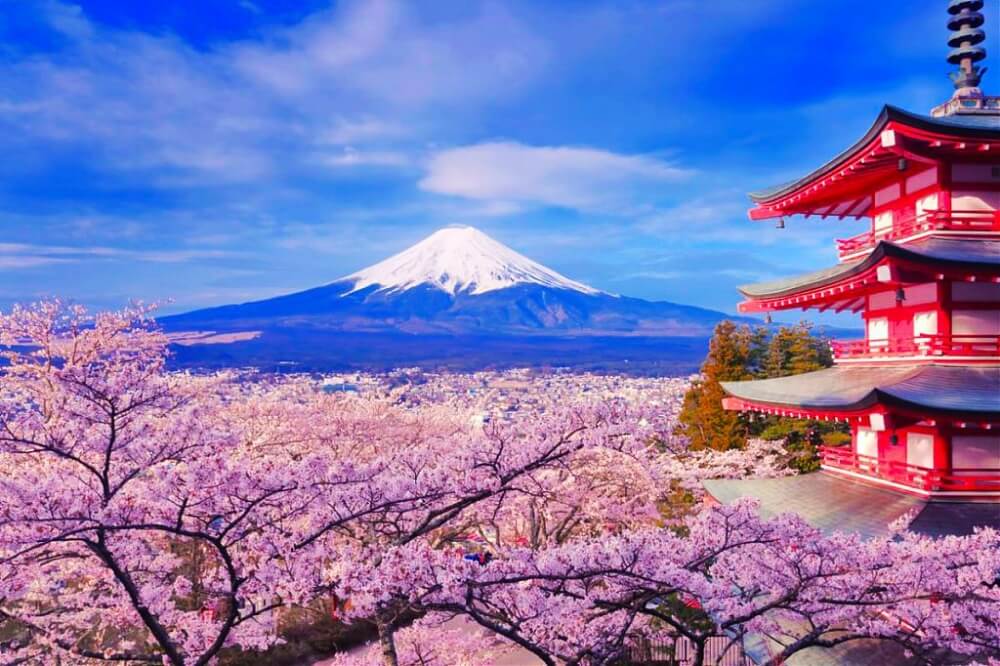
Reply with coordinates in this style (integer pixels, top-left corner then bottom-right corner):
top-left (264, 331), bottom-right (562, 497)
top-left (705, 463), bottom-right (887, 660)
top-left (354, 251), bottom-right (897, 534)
top-left (317, 369), bottom-right (693, 421)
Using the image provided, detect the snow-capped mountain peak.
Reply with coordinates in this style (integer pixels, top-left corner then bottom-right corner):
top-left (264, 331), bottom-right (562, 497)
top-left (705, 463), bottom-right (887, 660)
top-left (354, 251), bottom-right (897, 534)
top-left (344, 226), bottom-right (602, 296)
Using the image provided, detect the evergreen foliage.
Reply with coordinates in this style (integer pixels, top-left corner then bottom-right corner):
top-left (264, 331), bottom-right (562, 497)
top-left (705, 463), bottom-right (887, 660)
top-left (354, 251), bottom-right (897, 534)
top-left (678, 320), bottom-right (847, 461)
top-left (677, 321), bottom-right (765, 451)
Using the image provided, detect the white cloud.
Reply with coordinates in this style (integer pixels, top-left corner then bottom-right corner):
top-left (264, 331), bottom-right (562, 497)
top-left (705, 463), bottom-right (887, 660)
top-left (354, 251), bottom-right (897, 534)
top-left (0, 242), bottom-right (239, 270)
top-left (136, 249), bottom-right (238, 263)
top-left (0, 0), bottom-right (814, 194)
top-left (317, 117), bottom-right (408, 145)
top-left (234, 0), bottom-right (548, 106)
top-left (0, 256), bottom-right (71, 269)
top-left (615, 270), bottom-right (685, 281)
top-left (419, 142), bottom-right (691, 212)
top-left (630, 191), bottom-right (868, 254)
top-left (635, 196), bottom-right (749, 234)
top-left (0, 1), bottom-right (550, 183)
top-left (238, 1), bottom-right (262, 15)
top-left (316, 147), bottom-right (411, 168)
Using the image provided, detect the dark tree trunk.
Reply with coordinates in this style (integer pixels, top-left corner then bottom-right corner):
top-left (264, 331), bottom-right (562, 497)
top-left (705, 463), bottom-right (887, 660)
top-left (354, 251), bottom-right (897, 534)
top-left (378, 620), bottom-right (399, 666)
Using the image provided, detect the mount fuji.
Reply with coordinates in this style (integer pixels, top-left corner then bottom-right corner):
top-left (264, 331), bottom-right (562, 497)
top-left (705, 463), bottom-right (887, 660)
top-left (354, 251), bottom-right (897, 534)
top-left (162, 226), bottom-right (734, 338)
top-left (345, 226), bottom-right (602, 298)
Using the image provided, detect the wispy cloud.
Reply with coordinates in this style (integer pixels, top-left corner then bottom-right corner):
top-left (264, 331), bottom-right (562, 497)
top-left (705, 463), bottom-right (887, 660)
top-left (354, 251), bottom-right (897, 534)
top-left (315, 148), bottom-right (412, 169)
top-left (0, 242), bottom-right (239, 271)
top-left (635, 196), bottom-right (748, 234)
top-left (317, 117), bottom-right (409, 145)
top-left (233, 0), bottom-right (548, 106)
top-left (0, 255), bottom-right (72, 269)
top-left (0, 0), bottom-right (550, 184)
top-left (419, 142), bottom-right (691, 213)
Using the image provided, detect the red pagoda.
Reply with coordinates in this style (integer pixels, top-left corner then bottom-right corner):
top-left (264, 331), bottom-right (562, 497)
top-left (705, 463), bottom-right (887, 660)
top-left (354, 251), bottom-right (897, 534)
top-left (710, 0), bottom-right (999, 523)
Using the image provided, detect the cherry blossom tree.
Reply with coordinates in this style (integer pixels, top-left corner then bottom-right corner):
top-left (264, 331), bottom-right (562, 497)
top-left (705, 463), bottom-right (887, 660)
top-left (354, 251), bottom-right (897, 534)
top-left (0, 302), bottom-right (322, 664)
top-left (3, 301), bottom-right (997, 666)
top-left (293, 396), bottom-right (673, 662)
top-left (0, 302), bottom-right (684, 663)
top-left (352, 500), bottom-right (1000, 666)
top-left (326, 613), bottom-right (513, 666)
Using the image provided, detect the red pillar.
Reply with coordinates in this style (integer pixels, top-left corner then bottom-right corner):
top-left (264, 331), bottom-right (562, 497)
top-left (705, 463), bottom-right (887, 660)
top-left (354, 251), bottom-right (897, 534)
top-left (934, 425), bottom-right (951, 471)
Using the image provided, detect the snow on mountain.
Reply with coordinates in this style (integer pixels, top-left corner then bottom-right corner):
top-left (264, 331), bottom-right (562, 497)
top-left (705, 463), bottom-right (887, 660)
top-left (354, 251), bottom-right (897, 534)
top-left (160, 224), bottom-right (746, 347)
top-left (344, 226), bottom-right (603, 296)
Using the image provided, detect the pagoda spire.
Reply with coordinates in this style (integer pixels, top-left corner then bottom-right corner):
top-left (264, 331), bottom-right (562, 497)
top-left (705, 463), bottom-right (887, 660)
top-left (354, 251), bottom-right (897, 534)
top-left (947, 0), bottom-right (987, 90)
top-left (931, 0), bottom-right (999, 117)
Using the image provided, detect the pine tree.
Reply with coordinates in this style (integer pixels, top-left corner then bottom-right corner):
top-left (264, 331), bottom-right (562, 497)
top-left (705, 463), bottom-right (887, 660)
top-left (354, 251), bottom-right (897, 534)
top-left (764, 322), bottom-right (830, 378)
top-left (679, 320), bottom-right (845, 461)
top-left (677, 321), bottom-right (766, 450)
top-left (757, 322), bottom-right (843, 471)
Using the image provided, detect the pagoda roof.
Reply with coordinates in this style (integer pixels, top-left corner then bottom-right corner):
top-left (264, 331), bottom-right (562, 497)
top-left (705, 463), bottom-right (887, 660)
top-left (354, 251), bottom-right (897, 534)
top-left (750, 106), bottom-right (999, 204)
top-left (721, 364), bottom-right (1000, 418)
top-left (738, 236), bottom-right (1000, 301)
top-left (707, 474), bottom-right (1000, 664)
top-left (703, 472), bottom-right (1000, 539)
top-left (748, 105), bottom-right (1000, 220)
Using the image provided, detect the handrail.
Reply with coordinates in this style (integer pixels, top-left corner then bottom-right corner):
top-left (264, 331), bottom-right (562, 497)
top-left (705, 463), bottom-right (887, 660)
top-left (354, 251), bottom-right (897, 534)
top-left (819, 446), bottom-right (1000, 492)
top-left (831, 334), bottom-right (1000, 360)
top-left (836, 209), bottom-right (1000, 258)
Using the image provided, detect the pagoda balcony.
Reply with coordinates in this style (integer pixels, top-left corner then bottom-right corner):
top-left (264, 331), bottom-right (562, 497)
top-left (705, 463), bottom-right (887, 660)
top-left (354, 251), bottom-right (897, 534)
top-left (831, 334), bottom-right (1000, 363)
top-left (819, 446), bottom-right (1000, 496)
top-left (836, 209), bottom-right (1000, 260)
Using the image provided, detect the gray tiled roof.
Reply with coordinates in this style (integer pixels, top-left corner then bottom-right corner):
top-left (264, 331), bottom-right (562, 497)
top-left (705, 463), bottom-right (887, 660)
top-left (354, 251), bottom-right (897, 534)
top-left (703, 472), bottom-right (1000, 539)
top-left (703, 473), bottom-right (926, 539)
top-left (739, 237), bottom-right (1000, 299)
top-left (738, 259), bottom-right (866, 299)
top-left (721, 364), bottom-right (1000, 416)
top-left (917, 110), bottom-right (1000, 131)
top-left (723, 365), bottom-right (917, 410)
top-left (910, 501), bottom-right (1000, 537)
top-left (706, 473), bottom-right (1000, 664)
top-left (749, 105), bottom-right (1000, 203)
top-left (885, 364), bottom-right (1000, 413)
top-left (707, 473), bottom-right (1000, 664)
top-left (743, 620), bottom-right (955, 666)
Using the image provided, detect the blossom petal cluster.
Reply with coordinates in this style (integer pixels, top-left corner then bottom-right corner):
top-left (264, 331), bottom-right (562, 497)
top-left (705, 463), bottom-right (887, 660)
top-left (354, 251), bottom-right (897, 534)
top-left (0, 302), bottom-right (997, 666)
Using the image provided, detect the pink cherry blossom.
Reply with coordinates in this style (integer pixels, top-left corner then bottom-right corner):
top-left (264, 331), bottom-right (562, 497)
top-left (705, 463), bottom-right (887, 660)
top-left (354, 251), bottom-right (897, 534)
top-left (2, 301), bottom-right (996, 666)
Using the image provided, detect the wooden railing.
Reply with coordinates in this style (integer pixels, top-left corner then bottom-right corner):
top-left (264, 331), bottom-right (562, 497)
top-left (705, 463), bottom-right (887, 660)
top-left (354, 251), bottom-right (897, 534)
top-left (831, 334), bottom-right (1000, 360)
top-left (836, 209), bottom-right (1000, 258)
top-left (820, 446), bottom-right (1000, 493)
top-left (622, 635), bottom-right (753, 666)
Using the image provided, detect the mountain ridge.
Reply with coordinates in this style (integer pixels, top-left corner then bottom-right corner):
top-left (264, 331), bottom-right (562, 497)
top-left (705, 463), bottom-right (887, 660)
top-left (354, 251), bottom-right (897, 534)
top-left (161, 226), bottom-right (746, 336)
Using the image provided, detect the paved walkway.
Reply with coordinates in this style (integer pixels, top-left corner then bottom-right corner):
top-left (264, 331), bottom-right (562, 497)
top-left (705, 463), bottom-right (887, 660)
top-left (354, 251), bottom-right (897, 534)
top-left (311, 616), bottom-right (542, 665)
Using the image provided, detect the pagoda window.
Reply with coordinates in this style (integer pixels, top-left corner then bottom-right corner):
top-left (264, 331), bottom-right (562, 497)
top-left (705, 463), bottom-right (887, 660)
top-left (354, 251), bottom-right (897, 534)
top-left (951, 190), bottom-right (1000, 211)
top-left (855, 427), bottom-right (879, 468)
top-left (868, 284), bottom-right (936, 311)
top-left (952, 282), bottom-right (1000, 303)
top-left (906, 432), bottom-right (935, 470)
top-left (904, 283), bottom-right (938, 305)
top-left (867, 316), bottom-right (889, 349)
top-left (913, 311), bottom-right (938, 346)
top-left (915, 193), bottom-right (939, 219)
top-left (952, 163), bottom-right (1000, 184)
top-left (873, 211), bottom-right (894, 235)
top-left (952, 310), bottom-right (1000, 350)
top-left (952, 435), bottom-right (1000, 474)
top-left (869, 290), bottom-right (897, 310)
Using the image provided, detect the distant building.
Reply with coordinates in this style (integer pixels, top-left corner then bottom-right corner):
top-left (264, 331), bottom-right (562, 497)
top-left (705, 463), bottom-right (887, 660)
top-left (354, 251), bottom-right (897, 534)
top-left (709, 0), bottom-right (999, 538)
top-left (321, 379), bottom-right (359, 395)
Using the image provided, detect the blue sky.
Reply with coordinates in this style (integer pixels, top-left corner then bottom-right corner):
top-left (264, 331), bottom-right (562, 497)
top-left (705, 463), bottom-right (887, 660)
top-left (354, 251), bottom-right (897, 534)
top-left (0, 0), bottom-right (980, 322)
